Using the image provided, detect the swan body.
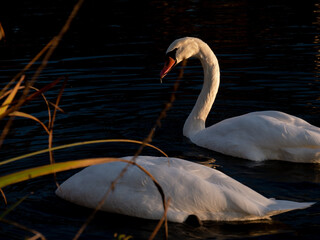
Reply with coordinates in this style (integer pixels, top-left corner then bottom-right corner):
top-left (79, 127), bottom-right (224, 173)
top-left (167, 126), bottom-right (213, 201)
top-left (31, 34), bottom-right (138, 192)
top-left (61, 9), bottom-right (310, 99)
top-left (56, 156), bottom-right (313, 223)
top-left (160, 37), bottom-right (320, 162)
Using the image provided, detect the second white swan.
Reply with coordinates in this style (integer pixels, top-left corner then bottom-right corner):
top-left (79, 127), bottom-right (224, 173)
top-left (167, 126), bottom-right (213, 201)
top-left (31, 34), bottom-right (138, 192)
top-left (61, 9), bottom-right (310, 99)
top-left (160, 37), bottom-right (320, 163)
top-left (56, 156), bottom-right (313, 223)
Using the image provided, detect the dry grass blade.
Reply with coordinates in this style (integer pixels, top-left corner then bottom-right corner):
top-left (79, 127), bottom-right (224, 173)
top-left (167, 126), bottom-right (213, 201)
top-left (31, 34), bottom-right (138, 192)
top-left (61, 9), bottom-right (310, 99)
top-left (9, 111), bottom-right (50, 134)
top-left (23, 77), bottom-right (63, 105)
top-left (47, 77), bottom-right (67, 187)
top-left (0, 77), bottom-right (64, 148)
top-left (1, 85), bottom-right (53, 139)
top-left (0, 76), bottom-right (26, 147)
top-left (0, 188), bottom-right (7, 206)
top-left (0, 86), bottom-right (24, 101)
top-left (148, 198), bottom-right (171, 240)
top-left (0, 219), bottom-right (46, 240)
top-left (0, 139), bottom-right (167, 167)
top-left (0, 75), bottom-right (25, 116)
top-left (49, 77), bottom-right (67, 131)
top-left (48, 101), bottom-right (64, 113)
top-left (0, 85), bottom-right (52, 123)
top-left (3, 77), bottom-right (64, 120)
top-left (29, 86), bottom-right (52, 129)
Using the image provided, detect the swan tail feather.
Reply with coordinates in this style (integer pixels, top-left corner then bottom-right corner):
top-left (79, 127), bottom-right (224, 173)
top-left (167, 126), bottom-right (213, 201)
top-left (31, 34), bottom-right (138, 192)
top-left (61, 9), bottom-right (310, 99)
top-left (266, 199), bottom-right (314, 217)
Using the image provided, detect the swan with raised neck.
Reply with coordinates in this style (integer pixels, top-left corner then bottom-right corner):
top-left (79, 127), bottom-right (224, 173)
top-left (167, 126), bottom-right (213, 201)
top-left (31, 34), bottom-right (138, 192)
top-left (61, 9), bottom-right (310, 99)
top-left (160, 37), bottom-right (320, 162)
top-left (161, 37), bottom-right (220, 138)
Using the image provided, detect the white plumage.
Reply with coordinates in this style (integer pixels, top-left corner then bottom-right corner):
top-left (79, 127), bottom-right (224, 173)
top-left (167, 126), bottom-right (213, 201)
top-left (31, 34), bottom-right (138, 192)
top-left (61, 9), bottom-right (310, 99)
top-left (160, 37), bottom-right (320, 162)
top-left (56, 156), bottom-right (313, 222)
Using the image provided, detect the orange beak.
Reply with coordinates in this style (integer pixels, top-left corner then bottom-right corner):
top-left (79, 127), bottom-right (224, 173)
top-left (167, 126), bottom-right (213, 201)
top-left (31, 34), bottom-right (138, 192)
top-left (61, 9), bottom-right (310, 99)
top-left (160, 56), bottom-right (177, 82)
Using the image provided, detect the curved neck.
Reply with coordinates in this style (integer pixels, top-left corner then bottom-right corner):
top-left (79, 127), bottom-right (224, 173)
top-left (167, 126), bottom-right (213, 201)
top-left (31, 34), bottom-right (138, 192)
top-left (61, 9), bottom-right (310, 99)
top-left (183, 46), bottom-right (220, 138)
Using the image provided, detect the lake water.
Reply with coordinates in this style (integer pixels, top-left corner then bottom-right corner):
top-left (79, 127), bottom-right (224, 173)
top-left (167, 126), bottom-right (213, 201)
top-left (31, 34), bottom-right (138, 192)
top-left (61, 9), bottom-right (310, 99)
top-left (1, 0), bottom-right (320, 239)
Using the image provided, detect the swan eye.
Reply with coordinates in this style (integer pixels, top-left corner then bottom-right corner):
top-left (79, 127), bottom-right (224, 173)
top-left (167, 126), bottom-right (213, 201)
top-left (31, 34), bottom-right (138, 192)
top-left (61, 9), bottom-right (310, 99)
top-left (165, 48), bottom-right (178, 61)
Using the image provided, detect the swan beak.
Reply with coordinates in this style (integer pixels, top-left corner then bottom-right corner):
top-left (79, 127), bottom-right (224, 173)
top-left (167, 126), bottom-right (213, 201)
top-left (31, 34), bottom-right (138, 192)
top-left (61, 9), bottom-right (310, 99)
top-left (160, 56), bottom-right (176, 82)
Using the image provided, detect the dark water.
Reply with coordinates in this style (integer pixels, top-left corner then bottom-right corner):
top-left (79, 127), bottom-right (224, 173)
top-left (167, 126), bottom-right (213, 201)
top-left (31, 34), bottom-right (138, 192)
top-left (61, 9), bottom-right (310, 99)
top-left (1, 0), bottom-right (320, 239)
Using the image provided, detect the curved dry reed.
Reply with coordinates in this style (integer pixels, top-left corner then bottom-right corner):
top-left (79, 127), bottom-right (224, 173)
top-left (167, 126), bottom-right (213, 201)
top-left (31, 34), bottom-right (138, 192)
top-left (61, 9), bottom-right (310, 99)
top-left (0, 139), bottom-right (168, 166)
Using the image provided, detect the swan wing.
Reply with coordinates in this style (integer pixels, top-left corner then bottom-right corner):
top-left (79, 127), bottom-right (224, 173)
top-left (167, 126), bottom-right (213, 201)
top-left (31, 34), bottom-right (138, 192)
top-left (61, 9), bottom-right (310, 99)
top-left (192, 111), bottom-right (320, 162)
top-left (56, 156), bottom-right (313, 222)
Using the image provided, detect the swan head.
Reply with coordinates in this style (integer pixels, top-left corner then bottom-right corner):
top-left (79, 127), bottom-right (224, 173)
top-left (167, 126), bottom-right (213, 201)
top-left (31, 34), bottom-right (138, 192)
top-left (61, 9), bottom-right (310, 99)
top-left (160, 37), bottom-right (200, 80)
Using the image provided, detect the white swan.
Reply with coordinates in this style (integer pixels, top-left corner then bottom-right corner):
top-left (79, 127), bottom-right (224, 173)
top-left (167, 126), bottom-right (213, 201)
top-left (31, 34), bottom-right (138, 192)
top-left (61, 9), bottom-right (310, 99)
top-left (56, 156), bottom-right (313, 223)
top-left (160, 37), bottom-right (320, 163)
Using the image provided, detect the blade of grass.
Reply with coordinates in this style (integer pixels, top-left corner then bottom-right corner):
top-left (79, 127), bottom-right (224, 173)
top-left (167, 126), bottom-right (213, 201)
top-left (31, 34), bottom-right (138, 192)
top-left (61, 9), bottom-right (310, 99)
top-left (0, 85), bottom-right (53, 127)
top-left (0, 158), bottom-right (117, 189)
top-left (48, 77), bottom-right (67, 187)
top-left (0, 139), bottom-right (168, 167)
top-left (30, 86), bottom-right (52, 131)
top-left (9, 111), bottom-right (49, 134)
top-left (3, 77), bottom-right (64, 120)
top-left (23, 77), bottom-right (64, 105)
top-left (48, 101), bottom-right (64, 114)
top-left (49, 77), bottom-right (67, 131)
top-left (0, 77), bottom-right (58, 146)
top-left (0, 75), bottom-right (25, 116)
top-left (0, 86), bottom-right (25, 101)
top-left (0, 81), bottom-right (54, 147)
top-left (148, 198), bottom-right (171, 240)
top-left (0, 157), bottom-right (166, 189)
top-left (0, 188), bottom-right (7, 206)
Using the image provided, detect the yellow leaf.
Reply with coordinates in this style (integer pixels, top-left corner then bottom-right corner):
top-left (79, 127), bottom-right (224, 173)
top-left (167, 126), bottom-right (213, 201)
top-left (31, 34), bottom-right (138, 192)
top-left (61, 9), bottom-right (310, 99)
top-left (0, 158), bottom-right (122, 188)
top-left (0, 157), bottom-right (165, 198)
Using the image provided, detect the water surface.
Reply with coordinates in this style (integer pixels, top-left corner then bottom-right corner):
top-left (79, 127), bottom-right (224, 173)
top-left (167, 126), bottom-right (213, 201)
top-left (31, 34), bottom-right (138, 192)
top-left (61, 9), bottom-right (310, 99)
top-left (0, 0), bottom-right (320, 239)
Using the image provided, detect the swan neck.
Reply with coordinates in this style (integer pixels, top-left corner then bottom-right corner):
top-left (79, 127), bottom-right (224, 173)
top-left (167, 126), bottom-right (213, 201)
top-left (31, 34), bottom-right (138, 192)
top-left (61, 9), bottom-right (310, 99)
top-left (183, 47), bottom-right (220, 138)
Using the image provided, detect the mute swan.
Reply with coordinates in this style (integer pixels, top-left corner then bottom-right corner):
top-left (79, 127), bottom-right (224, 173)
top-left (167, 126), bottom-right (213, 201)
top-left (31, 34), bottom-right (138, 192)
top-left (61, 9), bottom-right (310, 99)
top-left (160, 37), bottom-right (320, 163)
top-left (56, 156), bottom-right (313, 223)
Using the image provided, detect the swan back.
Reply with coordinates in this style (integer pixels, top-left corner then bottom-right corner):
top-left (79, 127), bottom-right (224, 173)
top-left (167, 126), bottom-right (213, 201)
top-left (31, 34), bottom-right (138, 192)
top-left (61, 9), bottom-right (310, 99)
top-left (192, 111), bottom-right (320, 162)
